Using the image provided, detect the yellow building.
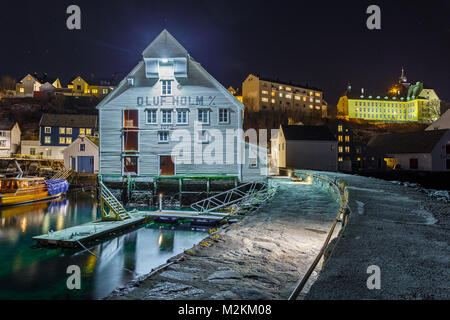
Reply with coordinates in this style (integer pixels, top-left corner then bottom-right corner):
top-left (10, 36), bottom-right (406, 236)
top-left (337, 71), bottom-right (440, 123)
top-left (67, 76), bottom-right (114, 97)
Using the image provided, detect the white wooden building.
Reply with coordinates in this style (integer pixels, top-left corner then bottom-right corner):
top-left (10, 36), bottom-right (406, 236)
top-left (97, 30), bottom-right (267, 182)
top-left (63, 136), bottom-right (99, 173)
top-left (0, 120), bottom-right (21, 157)
top-left (271, 125), bottom-right (338, 173)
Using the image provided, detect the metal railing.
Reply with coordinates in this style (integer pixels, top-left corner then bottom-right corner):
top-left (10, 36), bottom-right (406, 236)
top-left (288, 171), bottom-right (350, 300)
top-left (190, 180), bottom-right (269, 214)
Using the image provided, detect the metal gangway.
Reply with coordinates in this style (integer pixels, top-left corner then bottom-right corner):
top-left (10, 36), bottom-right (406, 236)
top-left (99, 181), bottom-right (132, 221)
top-left (190, 179), bottom-right (270, 214)
top-left (51, 168), bottom-right (73, 180)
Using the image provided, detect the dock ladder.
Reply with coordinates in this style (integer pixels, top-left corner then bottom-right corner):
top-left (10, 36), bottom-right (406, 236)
top-left (99, 181), bottom-right (132, 221)
top-left (190, 179), bottom-right (269, 214)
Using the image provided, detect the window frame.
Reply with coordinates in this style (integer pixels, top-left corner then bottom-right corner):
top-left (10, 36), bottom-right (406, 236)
top-left (158, 131), bottom-right (170, 143)
top-left (218, 108), bottom-right (230, 124)
top-left (176, 109), bottom-right (189, 125)
top-left (161, 109), bottom-right (173, 124)
top-left (161, 80), bottom-right (173, 96)
top-left (146, 109), bottom-right (158, 124)
top-left (198, 109), bottom-right (210, 125)
top-left (45, 127), bottom-right (51, 134)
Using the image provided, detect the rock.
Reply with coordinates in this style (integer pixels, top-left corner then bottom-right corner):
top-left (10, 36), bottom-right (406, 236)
top-left (159, 270), bottom-right (197, 282)
top-left (210, 291), bottom-right (240, 300)
top-left (230, 285), bottom-right (273, 300)
top-left (144, 282), bottom-right (204, 300)
top-left (207, 270), bottom-right (242, 285)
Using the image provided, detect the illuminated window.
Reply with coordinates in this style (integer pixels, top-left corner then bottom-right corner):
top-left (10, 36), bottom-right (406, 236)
top-left (45, 127), bottom-right (51, 134)
top-left (59, 137), bottom-right (65, 144)
top-left (338, 146), bottom-right (343, 153)
top-left (262, 97), bottom-right (269, 102)
top-left (92, 89), bottom-right (98, 94)
top-left (102, 89), bottom-right (109, 94)
top-left (279, 93), bottom-right (283, 98)
top-left (79, 128), bottom-right (86, 135)
top-left (338, 125), bottom-right (343, 132)
top-left (295, 96), bottom-right (301, 100)
top-left (338, 157), bottom-right (343, 162)
top-left (19, 87), bottom-right (24, 93)
top-left (286, 87), bottom-right (291, 91)
top-left (309, 105), bottom-right (313, 109)
top-left (67, 128), bottom-right (72, 134)
top-left (66, 137), bottom-right (72, 144)
top-left (279, 86), bottom-right (283, 90)
top-left (303, 97), bottom-right (307, 102)
top-left (271, 99), bottom-right (275, 104)
top-left (345, 146), bottom-right (350, 153)
top-left (338, 136), bottom-right (343, 142)
top-left (285, 94), bottom-right (292, 99)
top-left (59, 127), bottom-right (65, 134)
top-left (262, 90), bottom-right (268, 95)
top-left (86, 129), bottom-right (92, 135)
top-left (315, 92), bottom-right (321, 97)
top-left (271, 91), bottom-right (275, 96)
top-left (44, 136), bottom-right (51, 144)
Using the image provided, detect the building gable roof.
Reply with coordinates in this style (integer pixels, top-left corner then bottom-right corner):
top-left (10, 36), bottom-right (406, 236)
top-left (39, 114), bottom-right (98, 129)
top-left (142, 29), bottom-right (188, 59)
top-left (0, 119), bottom-right (17, 130)
top-left (281, 125), bottom-right (336, 141)
top-left (97, 30), bottom-right (244, 111)
top-left (426, 109), bottom-right (450, 131)
top-left (368, 129), bottom-right (448, 154)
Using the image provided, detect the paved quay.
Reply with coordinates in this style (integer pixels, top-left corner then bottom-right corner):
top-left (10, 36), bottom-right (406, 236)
top-left (305, 172), bottom-right (449, 300)
top-left (108, 178), bottom-right (340, 300)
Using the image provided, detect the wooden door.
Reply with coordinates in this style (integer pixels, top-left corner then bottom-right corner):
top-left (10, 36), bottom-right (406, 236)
top-left (159, 156), bottom-right (175, 176)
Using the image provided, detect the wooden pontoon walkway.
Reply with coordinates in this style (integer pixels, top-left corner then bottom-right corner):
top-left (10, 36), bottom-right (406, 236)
top-left (33, 210), bottom-right (228, 248)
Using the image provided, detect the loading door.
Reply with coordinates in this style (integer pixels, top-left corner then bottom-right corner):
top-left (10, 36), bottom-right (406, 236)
top-left (77, 156), bottom-right (94, 173)
top-left (159, 156), bottom-right (175, 176)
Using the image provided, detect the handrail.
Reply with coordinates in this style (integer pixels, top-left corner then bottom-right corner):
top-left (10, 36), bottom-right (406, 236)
top-left (288, 171), bottom-right (350, 300)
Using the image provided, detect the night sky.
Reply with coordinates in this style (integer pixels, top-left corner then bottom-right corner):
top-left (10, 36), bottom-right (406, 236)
top-left (1, 0), bottom-right (449, 105)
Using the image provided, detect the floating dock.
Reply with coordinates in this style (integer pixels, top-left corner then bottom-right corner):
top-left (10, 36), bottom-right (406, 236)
top-left (33, 210), bottom-right (228, 248)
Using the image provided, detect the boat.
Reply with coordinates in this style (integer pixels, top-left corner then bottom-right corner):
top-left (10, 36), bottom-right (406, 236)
top-left (0, 177), bottom-right (69, 207)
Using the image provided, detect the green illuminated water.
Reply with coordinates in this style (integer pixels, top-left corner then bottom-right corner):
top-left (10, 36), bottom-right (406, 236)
top-left (0, 192), bottom-right (208, 300)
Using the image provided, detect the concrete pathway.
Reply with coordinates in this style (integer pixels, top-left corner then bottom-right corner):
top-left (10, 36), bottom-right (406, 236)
top-left (305, 172), bottom-right (449, 300)
top-left (108, 178), bottom-right (340, 300)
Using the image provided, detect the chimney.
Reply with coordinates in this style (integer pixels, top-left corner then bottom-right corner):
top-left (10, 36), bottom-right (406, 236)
top-left (361, 88), bottom-right (364, 94)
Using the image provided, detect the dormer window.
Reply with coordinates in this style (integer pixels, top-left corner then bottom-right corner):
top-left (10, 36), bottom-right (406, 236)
top-left (161, 80), bottom-right (172, 95)
top-left (127, 78), bottom-right (134, 86)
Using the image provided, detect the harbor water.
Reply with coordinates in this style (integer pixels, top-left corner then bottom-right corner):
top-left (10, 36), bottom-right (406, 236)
top-left (0, 191), bottom-right (208, 300)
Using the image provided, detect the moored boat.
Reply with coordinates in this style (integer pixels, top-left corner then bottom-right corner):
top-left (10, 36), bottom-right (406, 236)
top-left (0, 177), bottom-right (69, 207)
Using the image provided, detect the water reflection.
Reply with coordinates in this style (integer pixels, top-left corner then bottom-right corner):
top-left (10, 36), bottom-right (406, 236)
top-left (0, 192), bottom-right (208, 300)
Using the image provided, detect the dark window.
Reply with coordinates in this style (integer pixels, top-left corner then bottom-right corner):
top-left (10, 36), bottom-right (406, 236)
top-left (410, 158), bottom-right (418, 169)
top-left (124, 131), bottom-right (138, 151)
top-left (124, 110), bottom-right (139, 128)
top-left (80, 144), bottom-right (85, 151)
top-left (77, 85), bottom-right (81, 90)
top-left (446, 145), bottom-right (450, 154)
top-left (447, 159), bottom-right (450, 170)
top-left (124, 157), bottom-right (138, 174)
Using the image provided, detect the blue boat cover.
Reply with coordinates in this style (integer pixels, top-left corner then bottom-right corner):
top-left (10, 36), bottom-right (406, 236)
top-left (45, 179), bottom-right (69, 196)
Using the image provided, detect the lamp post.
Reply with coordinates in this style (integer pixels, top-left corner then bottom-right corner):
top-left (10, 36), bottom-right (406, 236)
top-left (159, 193), bottom-right (163, 212)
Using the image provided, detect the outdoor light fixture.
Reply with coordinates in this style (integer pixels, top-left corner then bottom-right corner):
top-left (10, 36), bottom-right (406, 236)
top-left (159, 193), bottom-right (163, 212)
top-left (161, 58), bottom-right (168, 63)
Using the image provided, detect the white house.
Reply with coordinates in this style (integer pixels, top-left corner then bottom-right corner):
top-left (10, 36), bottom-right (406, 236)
top-left (20, 140), bottom-right (66, 160)
top-left (271, 125), bottom-right (338, 173)
top-left (0, 120), bottom-right (21, 157)
top-left (97, 29), bottom-right (267, 182)
top-left (368, 129), bottom-right (450, 172)
top-left (63, 136), bottom-right (99, 173)
top-left (426, 109), bottom-right (450, 131)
